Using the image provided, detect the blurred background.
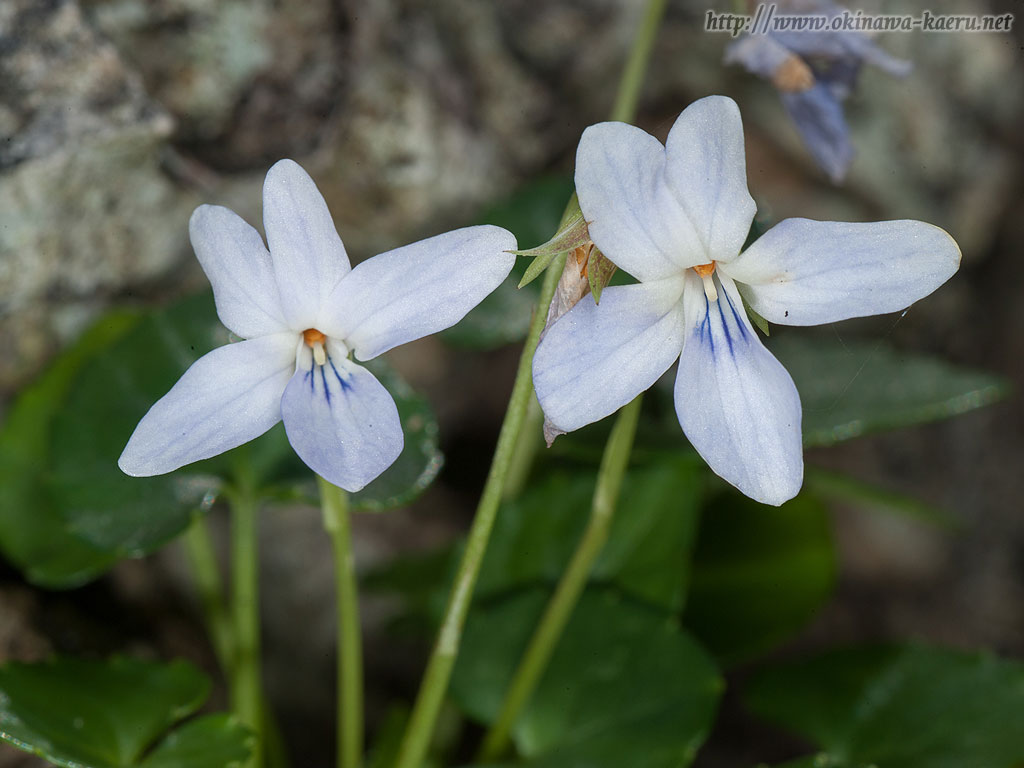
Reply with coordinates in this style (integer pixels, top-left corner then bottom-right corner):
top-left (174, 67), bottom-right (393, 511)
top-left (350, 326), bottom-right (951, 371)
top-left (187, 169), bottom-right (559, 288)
top-left (1, 0), bottom-right (1022, 766)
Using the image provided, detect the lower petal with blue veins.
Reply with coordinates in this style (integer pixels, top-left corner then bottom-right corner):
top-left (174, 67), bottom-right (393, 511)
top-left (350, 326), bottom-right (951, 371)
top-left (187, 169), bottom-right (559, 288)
top-left (674, 271), bottom-right (803, 506)
top-left (281, 352), bottom-right (403, 492)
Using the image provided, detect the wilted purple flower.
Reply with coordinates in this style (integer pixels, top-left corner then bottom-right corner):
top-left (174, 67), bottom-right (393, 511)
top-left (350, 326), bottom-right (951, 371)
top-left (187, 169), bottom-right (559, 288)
top-left (726, 0), bottom-right (911, 182)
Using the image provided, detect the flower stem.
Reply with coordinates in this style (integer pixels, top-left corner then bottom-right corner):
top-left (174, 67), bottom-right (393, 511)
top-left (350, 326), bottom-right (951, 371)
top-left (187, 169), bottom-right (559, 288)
top-left (392, 252), bottom-right (567, 768)
top-left (183, 508), bottom-right (291, 768)
top-left (494, 0), bottom-right (667, 507)
top-left (477, 0), bottom-right (666, 755)
top-left (502, 394), bottom-right (543, 502)
top-left (609, 0), bottom-right (670, 124)
top-left (393, 1), bottom-right (664, 761)
top-left (183, 511), bottom-right (234, 672)
top-left (476, 395), bottom-right (642, 761)
top-left (318, 476), bottom-right (364, 768)
top-left (229, 465), bottom-right (263, 768)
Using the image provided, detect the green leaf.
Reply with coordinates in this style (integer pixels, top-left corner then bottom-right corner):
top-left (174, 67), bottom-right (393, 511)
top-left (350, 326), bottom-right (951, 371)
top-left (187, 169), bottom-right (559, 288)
top-left (476, 458), bottom-right (703, 612)
top-left (0, 656), bottom-right (251, 768)
top-left (683, 491), bottom-right (835, 665)
top-left (452, 589), bottom-right (722, 767)
top-left (0, 312), bottom-right (139, 587)
top-left (44, 293), bottom-right (227, 559)
top-left (745, 645), bottom-right (1024, 768)
top-left (442, 177), bottom-right (574, 349)
top-left (364, 458), bottom-right (702, 649)
top-left (768, 335), bottom-right (1010, 446)
top-left (804, 467), bottom-right (955, 527)
top-left (140, 714), bottom-right (253, 768)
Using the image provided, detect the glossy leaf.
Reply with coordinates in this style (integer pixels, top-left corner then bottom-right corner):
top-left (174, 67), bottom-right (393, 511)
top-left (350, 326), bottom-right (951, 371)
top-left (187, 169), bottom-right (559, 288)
top-left (0, 656), bottom-right (251, 768)
top-left (683, 491), bottom-right (835, 665)
top-left (746, 645), bottom-right (1024, 768)
top-left (452, 588), bottom-right (722, 767)
top-left (443, 177), bottom-right (574, 348)
top-left (768, 335), bottom-right (1009, 446)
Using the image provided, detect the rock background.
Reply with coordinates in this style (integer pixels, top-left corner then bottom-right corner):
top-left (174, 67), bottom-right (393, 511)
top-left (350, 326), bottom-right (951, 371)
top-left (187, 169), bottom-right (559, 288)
top-left (1, 0), bottom-right (1023, 766)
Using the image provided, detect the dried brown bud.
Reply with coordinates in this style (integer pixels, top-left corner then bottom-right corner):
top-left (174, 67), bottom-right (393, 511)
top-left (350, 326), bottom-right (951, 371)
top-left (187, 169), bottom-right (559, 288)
top-left (772, 55), bottom-right (815, 92)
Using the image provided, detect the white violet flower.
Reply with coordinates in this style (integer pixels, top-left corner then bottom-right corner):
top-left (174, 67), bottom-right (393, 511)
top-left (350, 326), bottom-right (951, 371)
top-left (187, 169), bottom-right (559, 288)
top-left (532, 96), bottom-right (960, 506)
top-left (119, 159), bottom-right (516, 491)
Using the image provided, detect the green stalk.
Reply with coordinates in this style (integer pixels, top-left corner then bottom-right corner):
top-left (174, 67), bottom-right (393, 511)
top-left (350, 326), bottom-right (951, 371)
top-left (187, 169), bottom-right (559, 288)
top-left (392, 252), bottom-right (566, 768)
top-left (229, 467), bottom-right (262, 768)
top-left (183, 508), bottom-right (291, 768)
top-left (318, 476), bottom-right (364, 768)
top-left (393, 1), bottom-right (666, 762)
top-left (502, 395), bottom-right (543, 502)
top-left (477, 0), bottom-right (668, 756)
top-left (495, 0), bottom-right (668, 505)
top-left (609, 0), bottom-right (670, 124)
top-left (476, 396), bottom-right (642, 761)
top-left (182, 511), bottom-right (234, 672)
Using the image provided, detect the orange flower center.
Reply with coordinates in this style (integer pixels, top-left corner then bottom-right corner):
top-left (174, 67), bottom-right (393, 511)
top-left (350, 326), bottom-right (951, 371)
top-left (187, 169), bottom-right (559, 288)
top-left (302, 328), bottom-right (328, 365)
top-left (692, 262), bottom-right (718, 301)
top-left (302, 328), bottom-right (326, 346)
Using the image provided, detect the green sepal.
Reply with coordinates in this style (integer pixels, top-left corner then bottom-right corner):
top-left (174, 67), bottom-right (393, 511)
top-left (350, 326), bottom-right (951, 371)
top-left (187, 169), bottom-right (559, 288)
top-left (517, 251), bottom-right (560, 289)
top-left (517, 196), bottom-right (589, 289)
top-left (586, 247), bottom-right (617, 304)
